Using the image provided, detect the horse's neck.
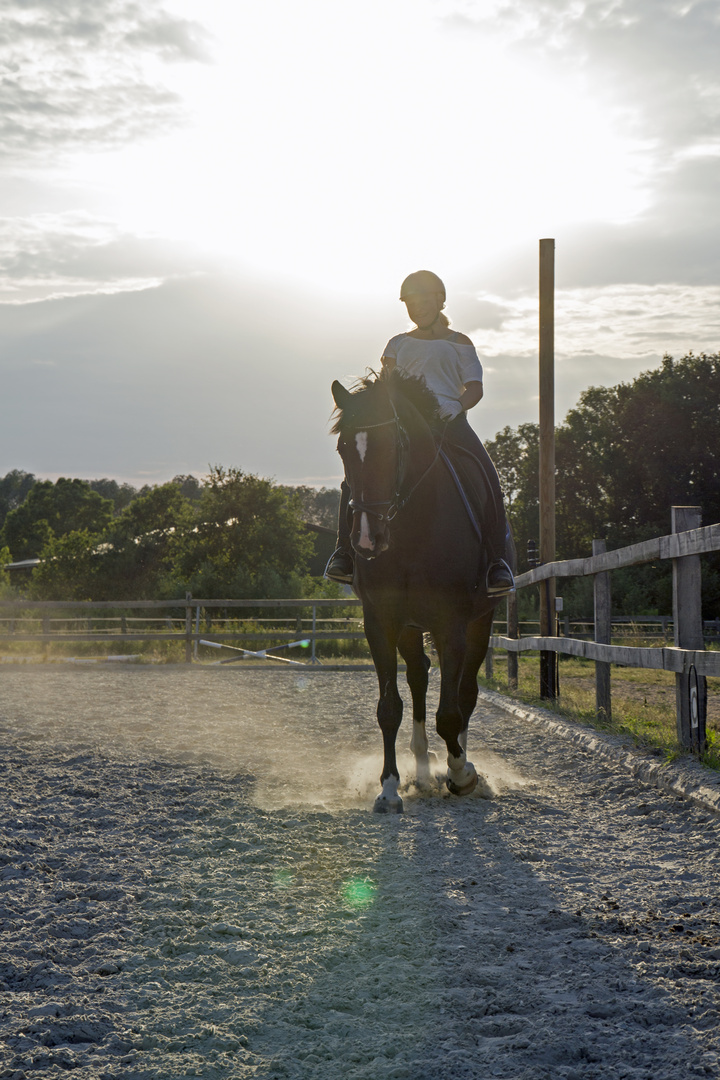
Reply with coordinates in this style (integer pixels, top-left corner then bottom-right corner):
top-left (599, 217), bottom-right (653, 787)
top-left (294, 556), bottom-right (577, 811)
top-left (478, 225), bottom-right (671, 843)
top-left (404, 413), bottom-right (441, 492)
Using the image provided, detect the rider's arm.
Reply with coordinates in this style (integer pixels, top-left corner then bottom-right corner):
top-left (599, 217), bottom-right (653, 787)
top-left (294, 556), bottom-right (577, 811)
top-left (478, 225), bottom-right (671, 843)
top-left (381, 355), bottom-right (396, 372)
top-left (459, 380), bottom-right (483, 410)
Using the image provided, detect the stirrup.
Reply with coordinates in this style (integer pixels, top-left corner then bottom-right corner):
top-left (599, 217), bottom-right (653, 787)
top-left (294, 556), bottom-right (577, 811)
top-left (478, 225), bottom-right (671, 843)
top-left (324, 547), bottom-right (354, 584)
top-left (486, 558), bottom-right (515, 596)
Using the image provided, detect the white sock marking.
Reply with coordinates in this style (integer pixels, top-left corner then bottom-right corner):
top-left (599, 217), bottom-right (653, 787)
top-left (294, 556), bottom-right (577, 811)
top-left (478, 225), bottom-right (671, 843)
top-left (410, 720), bottom-right (429, 759)
top-left (381, 775), bottom-right (399, 801)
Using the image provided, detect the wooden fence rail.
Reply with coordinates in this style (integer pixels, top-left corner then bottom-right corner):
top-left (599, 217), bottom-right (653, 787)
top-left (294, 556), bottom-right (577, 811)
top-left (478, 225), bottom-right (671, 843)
top-left (0, 597), bottom-right (365, 666)
top-left (489, 506), bottom-right (719, 755)
top-left (0, 510), bottom-right (717, 752)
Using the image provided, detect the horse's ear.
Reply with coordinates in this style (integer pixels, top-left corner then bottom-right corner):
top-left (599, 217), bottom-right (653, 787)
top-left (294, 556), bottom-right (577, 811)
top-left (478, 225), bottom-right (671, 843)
top-left (331, 380), bottom-right (352, 410)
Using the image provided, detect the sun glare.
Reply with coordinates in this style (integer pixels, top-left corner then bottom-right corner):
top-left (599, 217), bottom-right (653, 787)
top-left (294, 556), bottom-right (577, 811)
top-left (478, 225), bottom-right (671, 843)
top-left (78, 0), bottom-right (652, 294)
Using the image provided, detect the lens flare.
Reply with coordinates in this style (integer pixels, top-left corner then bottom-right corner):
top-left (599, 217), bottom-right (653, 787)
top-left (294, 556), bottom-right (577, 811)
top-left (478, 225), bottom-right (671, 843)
top-left (342, 877), bottom-right (377, 909)
top-left (273, 869), bottom-right (294, 889)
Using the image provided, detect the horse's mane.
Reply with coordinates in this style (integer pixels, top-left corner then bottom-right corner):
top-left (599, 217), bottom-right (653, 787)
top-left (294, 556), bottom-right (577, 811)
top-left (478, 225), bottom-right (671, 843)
top-left (331, 369), bottom-right (441, 434)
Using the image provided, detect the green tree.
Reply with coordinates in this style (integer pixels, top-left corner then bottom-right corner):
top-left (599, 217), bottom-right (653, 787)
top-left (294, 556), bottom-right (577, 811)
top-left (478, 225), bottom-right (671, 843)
top-left (29, 484), bottom-right (195, 601)
top-left (0, 470), bottom-right (36, 531)
top-left (485, 422), bottom-right (539, 570)
top-left (87, 478), bottom-right (139, 513)
top-left (487, 353), bottom-right (720, 615)
top-left (28, 529), bottom-right (102, 601)
top-left (0, 545), bottom-right (15, 598)
top-left (166, 466), bottom-right (314, 598)
top-left (94, 483), bottom-right (194, 598)
top-left (280, 485), bottom-right (340, 529)
top-left (171, 474), bottom-right (204, 503)
top-left (1, 478), bottom-right (114, 560)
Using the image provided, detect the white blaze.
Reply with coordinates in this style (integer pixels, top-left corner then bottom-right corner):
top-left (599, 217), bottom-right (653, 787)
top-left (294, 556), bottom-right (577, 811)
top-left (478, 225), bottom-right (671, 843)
top-left (358, 511), bottom-right (373, 550)
top-left (355, 431), bottom-right (368, 462)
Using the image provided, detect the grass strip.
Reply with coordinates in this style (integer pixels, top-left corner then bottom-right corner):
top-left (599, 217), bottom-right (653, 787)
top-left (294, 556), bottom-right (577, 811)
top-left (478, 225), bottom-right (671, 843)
top-left (478, 653), bottom-right (720, 772)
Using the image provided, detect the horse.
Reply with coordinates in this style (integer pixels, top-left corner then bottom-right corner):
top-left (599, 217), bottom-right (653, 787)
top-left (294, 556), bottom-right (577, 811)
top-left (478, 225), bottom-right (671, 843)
top-left (331, 369), bottom-right (510, 813)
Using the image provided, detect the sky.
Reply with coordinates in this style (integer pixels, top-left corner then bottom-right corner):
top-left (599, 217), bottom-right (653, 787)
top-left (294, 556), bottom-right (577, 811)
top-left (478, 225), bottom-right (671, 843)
top-left (0, 0), bottom-right (718, 489)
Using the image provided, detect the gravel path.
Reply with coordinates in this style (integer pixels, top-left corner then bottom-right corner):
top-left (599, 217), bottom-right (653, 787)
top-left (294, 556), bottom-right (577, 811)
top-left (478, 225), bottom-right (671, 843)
top-left (1, 666), bottom-right (719, 1079)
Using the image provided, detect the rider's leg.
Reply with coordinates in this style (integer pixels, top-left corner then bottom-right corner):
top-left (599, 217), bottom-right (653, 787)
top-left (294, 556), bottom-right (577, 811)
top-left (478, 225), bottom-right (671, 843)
top-left (324, 479), bottom-right (355, 583)
top-left (443, 416), bottom-right (514, 594)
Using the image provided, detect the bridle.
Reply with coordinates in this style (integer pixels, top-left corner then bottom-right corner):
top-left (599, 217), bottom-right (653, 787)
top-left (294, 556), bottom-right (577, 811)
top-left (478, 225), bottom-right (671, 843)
top-left (345, 397), bottom-right (442, 525)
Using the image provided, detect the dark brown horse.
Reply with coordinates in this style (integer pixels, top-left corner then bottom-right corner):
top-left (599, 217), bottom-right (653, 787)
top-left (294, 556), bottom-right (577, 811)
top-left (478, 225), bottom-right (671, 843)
top-left (331, 370), bottom-right (509, 813)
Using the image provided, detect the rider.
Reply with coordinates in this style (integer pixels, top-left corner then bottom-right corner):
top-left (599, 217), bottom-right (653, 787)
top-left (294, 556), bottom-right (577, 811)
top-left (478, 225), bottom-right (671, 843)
top-left (325, 270), bottom-right (515, 596)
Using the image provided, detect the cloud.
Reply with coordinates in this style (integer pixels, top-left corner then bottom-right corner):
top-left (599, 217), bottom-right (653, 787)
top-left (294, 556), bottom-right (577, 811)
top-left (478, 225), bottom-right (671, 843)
top-left (450, 294), bottom-right (512, 331)
top-left (0, 270), bottom-right (712, 485)
top-left (442, 1), bottom-right (720, 288)
top-left (0, 273), bottom-right (383, 486)
top-left (0, 0), bottom-right (210, 159)
top-left (443, 1), bottom-right (720, 150)
top-left (0, 213), bottom-right (207, 301)
top-left (466, 282), bottom-right (720, 360)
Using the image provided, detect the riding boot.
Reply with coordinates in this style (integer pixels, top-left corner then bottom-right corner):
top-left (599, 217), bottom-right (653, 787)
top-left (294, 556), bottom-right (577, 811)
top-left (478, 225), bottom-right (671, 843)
top-left (442, 416), bottom-right (515, 597)
top-left (324, 480), bottom-right (355, 584)
top-left (486, 556), bottom-right (515, 596)
top-left (486, 505), bottom-right (515, 596)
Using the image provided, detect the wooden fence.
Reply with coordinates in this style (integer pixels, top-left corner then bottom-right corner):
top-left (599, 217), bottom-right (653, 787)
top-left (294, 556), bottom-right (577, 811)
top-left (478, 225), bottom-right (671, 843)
top-left (489, 509), bottom-right (720, 754)
top-left (1, 508), bottom-right (717, 751)
top-left (0, 597), bottom-right (366, 666)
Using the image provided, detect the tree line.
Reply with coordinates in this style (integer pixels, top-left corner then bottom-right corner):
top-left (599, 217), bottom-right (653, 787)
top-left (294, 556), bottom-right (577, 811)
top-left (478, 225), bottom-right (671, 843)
top-left (1, 351), bottom-right (717, 614)
top-left (0, 468), bottom-right (340, 602)
top-left (486, 352), bottom-right (720, 616)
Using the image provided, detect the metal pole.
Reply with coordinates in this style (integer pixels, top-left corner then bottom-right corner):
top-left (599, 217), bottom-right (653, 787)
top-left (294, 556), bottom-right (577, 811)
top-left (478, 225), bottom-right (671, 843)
top-left (539, 238), bottom-right (556, 699)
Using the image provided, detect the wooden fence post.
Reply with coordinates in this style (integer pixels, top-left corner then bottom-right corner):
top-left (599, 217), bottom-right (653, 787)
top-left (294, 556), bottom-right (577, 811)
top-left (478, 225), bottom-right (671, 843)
top-left (507, 592), bottom-right (518, 689)
top-left (185, 592), bottom-right (193, 664)
top-left (593, 539), bottom-right (612, 724)
top-left (539, 238), bottom-right (556, 699)
top-left (672, 506), bottom-right (707, 753)
top-left (484, 645), bottom-right (494, 680)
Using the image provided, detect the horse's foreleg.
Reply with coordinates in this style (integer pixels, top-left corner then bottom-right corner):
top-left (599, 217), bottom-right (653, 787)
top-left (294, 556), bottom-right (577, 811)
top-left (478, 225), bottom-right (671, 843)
top-left (435, 625), bottom-right (478, 797)
top-left (365, 611), bottom-right (404, 813)
top-left (397, 626), bottom-right (434, 788)
top-left (458, 612), bottom-right (494, 741)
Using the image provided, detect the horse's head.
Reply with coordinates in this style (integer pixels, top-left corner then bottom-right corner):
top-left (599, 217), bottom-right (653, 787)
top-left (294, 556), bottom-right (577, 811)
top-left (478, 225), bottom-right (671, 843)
top-left (331, 371), bottom-right (438, 560)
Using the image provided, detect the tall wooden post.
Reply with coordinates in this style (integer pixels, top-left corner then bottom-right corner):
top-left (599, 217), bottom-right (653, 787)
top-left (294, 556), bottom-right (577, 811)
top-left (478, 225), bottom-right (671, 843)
top-left (672, 506), bottom-right (707, 753)
top-left (539, 238), bottom-right (556, 698)
top-left (593, 539), bottom-right (612, 723)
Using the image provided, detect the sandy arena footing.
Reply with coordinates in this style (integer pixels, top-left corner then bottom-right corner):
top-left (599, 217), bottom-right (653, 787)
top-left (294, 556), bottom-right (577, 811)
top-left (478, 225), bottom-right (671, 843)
top-left (1, 666), bottom-right (719, 1079)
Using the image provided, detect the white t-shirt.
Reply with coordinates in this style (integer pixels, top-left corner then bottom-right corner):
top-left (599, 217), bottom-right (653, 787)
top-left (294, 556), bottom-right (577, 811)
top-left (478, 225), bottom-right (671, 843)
top-left (382, 333), bottom-right (484, 420)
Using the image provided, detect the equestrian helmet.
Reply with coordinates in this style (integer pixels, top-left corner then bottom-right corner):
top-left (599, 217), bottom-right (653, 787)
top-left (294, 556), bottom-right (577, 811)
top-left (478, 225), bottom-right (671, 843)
top-left (399, 270), bottom-right (446, 301)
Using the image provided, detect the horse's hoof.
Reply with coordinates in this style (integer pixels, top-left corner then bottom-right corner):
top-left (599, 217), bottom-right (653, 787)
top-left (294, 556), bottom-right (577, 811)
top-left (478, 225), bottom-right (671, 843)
top-left (446, 771), bottom-right (479, 797)
top-left (373, 793), bottom-right (404, 814)
top-left (412, 775), bottom-right (434, 794)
